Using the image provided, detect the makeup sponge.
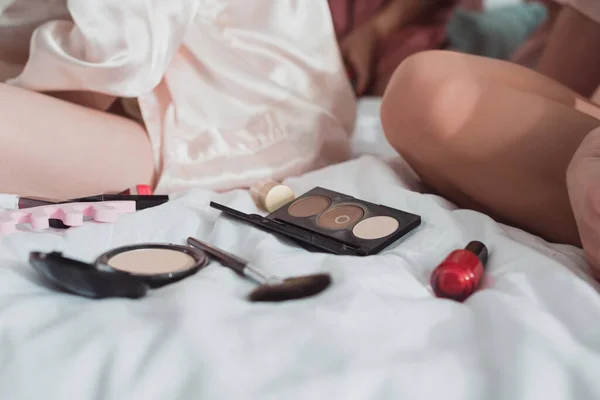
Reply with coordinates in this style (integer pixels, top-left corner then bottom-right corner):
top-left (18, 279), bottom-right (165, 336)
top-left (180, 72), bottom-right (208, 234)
top-left (250, 180), bottom-right (295, 212)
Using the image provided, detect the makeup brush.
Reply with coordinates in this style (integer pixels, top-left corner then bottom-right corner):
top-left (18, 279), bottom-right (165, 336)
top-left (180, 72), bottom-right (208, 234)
top-left (186, 237), bottom-right (331, 302)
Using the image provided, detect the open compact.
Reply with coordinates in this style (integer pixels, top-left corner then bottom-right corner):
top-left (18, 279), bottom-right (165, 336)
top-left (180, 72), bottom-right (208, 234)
top-left (29, 243), bottom-right (208, 299)
top-left (211, 187), bottom-right (421, 256)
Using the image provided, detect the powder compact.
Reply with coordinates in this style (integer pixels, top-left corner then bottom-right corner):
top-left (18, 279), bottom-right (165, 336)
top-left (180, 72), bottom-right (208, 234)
top-left (29, 243), bottom-right (208, 299)
top-left (210, 187), bottom-right (421, 256)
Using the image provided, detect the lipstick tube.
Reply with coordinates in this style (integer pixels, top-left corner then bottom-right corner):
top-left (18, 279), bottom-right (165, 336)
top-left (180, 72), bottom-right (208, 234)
top-left (430, 241), bottom-right (489, 301)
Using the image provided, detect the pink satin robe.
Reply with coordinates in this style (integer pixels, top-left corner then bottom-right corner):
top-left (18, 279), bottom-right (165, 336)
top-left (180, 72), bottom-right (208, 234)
top-left (1, 0), bottom-right (356, 194)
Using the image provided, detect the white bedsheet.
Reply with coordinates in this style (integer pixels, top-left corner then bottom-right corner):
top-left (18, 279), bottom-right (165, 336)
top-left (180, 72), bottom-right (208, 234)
top-left (2, 98), bottom-right (600, 400)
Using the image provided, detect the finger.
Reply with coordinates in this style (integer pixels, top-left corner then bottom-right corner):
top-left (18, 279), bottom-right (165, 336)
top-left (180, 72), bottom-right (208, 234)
top-left (339, 50), bottom-right (357, 85)
top-left (342, 57), bottom-right (362, 93)
top-left (349, 58), bottom-right (370, 95)
top-left (355, 74), bottom-right (369, 95)
top-left (343, 59), bottom-right (356, 84)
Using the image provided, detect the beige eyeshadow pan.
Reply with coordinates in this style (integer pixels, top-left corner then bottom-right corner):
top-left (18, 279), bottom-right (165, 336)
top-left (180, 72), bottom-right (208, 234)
top-left (352, 216), bottom-right (400, 240)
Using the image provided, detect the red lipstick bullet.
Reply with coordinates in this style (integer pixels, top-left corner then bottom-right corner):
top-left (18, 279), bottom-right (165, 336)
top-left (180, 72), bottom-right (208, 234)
top-left (431, 241), bottom-right (489, 301)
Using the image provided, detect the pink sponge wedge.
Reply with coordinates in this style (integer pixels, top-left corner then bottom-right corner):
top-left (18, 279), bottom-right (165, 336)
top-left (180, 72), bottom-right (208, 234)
top-left (0, 201), bottom-right (136, 235)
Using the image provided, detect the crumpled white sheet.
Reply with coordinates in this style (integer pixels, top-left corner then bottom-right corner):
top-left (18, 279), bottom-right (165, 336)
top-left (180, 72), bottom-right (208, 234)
top-left (1, 99), bottom-right (600, 400)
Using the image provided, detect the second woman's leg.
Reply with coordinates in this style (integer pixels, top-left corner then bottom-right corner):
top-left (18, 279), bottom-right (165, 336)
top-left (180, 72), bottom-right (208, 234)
top-left (381, 51), bottom-right (600, 246)
top-left (0, 83), bottom-right (155, 200)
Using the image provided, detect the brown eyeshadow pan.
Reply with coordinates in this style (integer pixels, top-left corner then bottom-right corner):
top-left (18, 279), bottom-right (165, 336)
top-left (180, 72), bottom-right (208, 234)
top-left (288, 196), bottom-right (331, 218)
top-left (317, 204), bottom-right (364, 230)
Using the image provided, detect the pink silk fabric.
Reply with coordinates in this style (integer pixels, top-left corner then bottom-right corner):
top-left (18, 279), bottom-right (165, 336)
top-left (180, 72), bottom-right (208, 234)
top-left (1, 0), bottom-right (356, 194)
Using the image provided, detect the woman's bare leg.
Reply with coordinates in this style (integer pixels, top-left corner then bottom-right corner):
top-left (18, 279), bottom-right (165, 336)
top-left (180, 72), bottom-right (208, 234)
top-left (0, 83), bottom-right (155, 199)
top-left (381, 51), bottom-right (600, 246)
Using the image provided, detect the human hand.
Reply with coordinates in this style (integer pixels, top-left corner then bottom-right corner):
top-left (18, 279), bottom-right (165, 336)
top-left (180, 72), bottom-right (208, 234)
top-left (567, 126), bottom-right (600, 279)
top-left (339, 22), bottom-right (379, 95)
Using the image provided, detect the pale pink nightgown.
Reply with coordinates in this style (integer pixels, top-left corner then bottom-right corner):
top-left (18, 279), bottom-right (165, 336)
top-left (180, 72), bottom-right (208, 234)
top-left (0, 0), bottom-right (356, 194)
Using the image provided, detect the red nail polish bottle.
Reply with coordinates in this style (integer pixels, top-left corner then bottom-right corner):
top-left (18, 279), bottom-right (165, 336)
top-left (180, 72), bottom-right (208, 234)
top-left (431, 241), bottom-right (489, 302)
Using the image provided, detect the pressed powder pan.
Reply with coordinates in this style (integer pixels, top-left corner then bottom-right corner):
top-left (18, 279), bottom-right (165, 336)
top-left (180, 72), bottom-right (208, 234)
top-left (95, 244), bottom-right (206, 288)
top-left (29, 243), bottom-right (208, 299)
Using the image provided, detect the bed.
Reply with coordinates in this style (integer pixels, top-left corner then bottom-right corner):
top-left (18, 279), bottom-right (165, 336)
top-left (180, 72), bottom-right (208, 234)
top-left (1, 97), bottom-right (600, 400)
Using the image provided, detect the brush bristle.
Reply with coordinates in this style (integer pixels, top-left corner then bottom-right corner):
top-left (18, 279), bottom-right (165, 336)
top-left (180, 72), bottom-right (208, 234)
top-left (248, 273), bottom-right (331, 302)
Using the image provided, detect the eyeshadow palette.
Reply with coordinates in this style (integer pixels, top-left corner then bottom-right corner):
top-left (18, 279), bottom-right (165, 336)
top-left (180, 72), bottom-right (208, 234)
top-left (210, 187), bottom-right (421, 256)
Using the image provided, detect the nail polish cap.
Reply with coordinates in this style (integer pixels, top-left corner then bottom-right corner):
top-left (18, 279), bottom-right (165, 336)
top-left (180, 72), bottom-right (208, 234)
top-left (465, 241), bottom-right (488, 266)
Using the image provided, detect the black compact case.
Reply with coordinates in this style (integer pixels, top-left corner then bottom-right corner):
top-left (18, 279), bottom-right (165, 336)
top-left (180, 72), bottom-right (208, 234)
top-left (29, 244), bottom-right (209, 299)
top-left (210, 187), bottom-right (421, 256)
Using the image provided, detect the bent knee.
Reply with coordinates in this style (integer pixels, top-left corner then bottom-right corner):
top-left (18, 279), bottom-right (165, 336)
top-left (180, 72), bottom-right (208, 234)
top-left (380, 51), bottom-right (483, 154)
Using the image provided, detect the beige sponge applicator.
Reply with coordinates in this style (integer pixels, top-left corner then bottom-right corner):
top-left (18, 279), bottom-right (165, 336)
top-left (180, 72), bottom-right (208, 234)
top-left (250, 180), bottom-right (295, 212)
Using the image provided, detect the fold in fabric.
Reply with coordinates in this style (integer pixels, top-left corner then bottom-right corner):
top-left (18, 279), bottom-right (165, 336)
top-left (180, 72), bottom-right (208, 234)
top-left (8, 0), bottom-right (199, 97)
top-left (6, 0), bottom-right (356, 193)
top-left (565, 0), bottom-right (600, 24)
top-left (544, 0), bottom-right (600, 24)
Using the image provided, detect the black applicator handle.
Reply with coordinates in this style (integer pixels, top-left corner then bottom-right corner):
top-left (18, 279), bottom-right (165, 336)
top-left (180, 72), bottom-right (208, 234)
top-left (64, 195), bottom-right (169, 211)
top-left (187, 237), bottom-right (280, 285)
top-left (186, 237), bottom-right (247, 275)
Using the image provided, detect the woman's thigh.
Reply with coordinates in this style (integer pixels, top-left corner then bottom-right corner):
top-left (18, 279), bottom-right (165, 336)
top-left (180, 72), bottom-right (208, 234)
top-left (381, 51), bottom-right (600, 245)
top-left (0, 83), bottom-right (155, 199)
